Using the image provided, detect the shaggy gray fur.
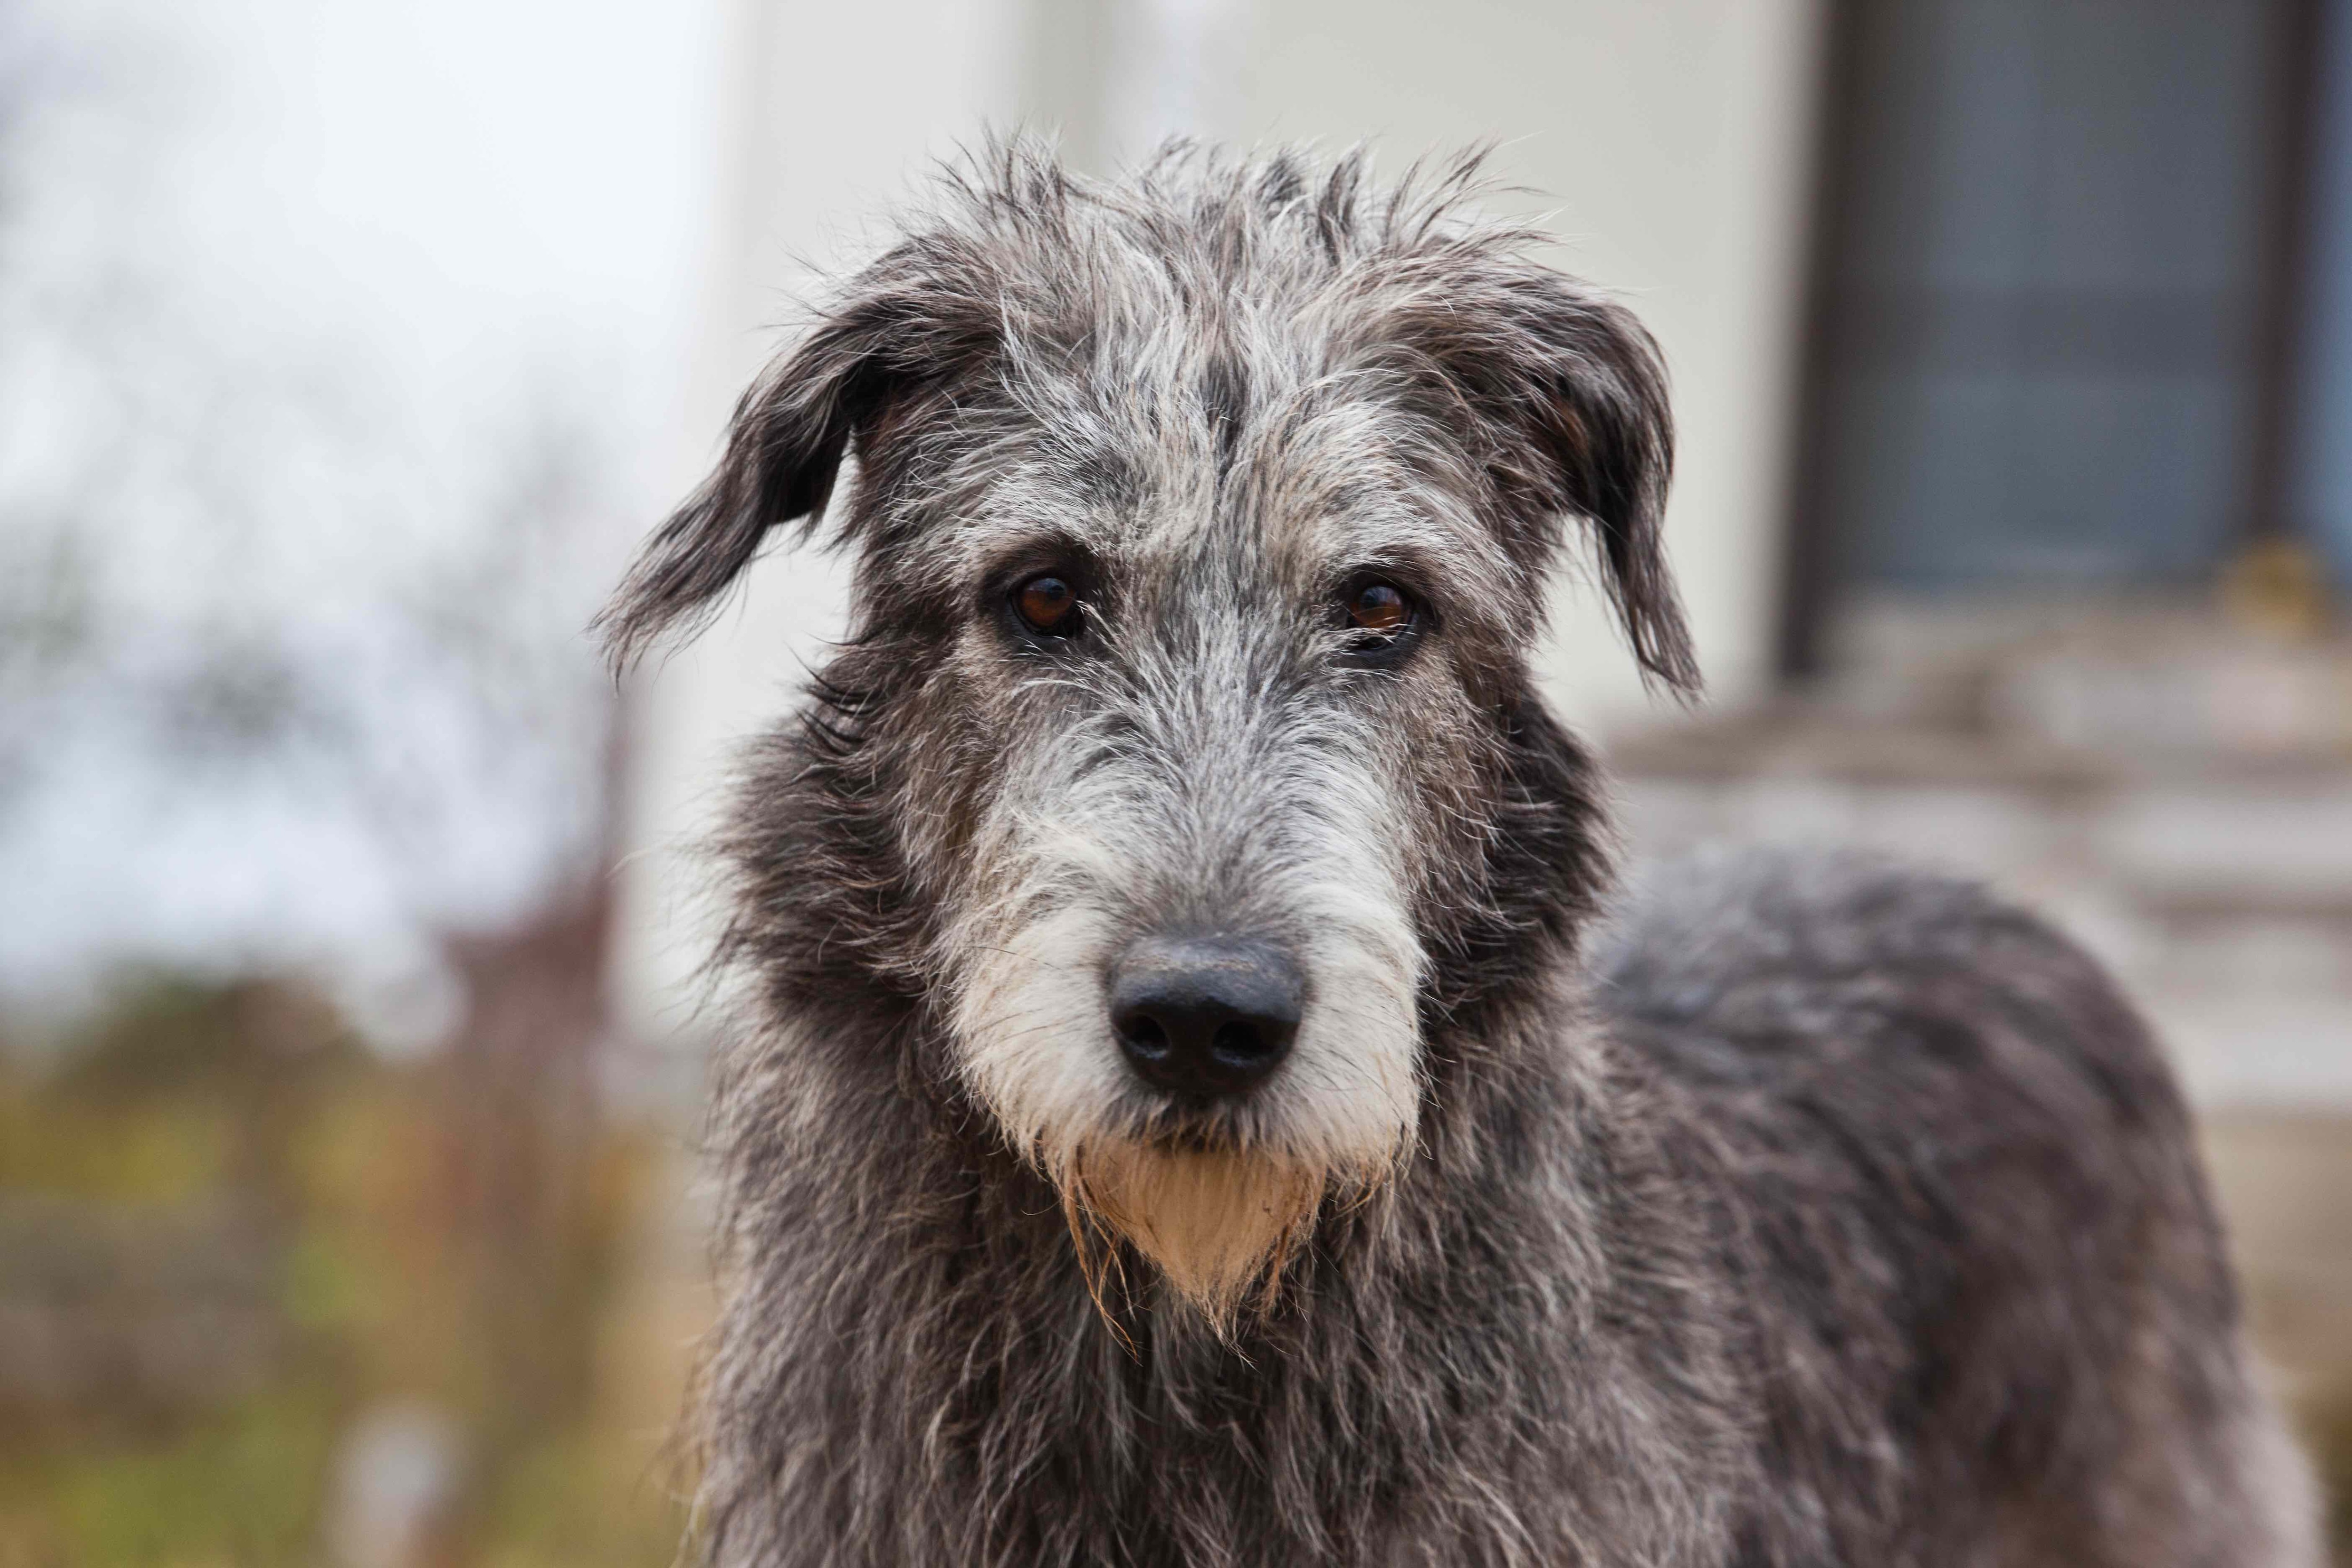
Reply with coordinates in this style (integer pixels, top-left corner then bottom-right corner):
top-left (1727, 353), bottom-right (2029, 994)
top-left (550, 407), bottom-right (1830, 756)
top-left (603, 143), bottom-right (2318, 1567)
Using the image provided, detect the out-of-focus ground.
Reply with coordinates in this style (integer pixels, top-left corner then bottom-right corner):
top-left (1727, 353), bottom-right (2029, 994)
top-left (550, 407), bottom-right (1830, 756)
top-left (0, 946), bottom-right (711, 1566)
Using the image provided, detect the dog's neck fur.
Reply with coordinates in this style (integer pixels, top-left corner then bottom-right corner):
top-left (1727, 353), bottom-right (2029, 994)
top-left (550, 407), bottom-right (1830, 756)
top-left (689, 692), bottom-right (1751, 1567)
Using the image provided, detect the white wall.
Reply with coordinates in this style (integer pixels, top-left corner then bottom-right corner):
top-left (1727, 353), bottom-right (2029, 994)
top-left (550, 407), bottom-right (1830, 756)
top-left (1219, 0), bottom-right (1827, 726)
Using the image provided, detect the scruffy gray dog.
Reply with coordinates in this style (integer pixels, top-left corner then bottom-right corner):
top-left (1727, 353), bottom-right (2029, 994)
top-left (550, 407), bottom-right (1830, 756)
top-left (602, 144), bottom-right (2318, 1567)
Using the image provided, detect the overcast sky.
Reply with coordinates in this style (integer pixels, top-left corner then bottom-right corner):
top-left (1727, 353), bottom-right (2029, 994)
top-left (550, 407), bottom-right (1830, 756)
top-left (93, 0), bottom-right (721, 461)
top-left (0, 0), bottom-right (724, 1027)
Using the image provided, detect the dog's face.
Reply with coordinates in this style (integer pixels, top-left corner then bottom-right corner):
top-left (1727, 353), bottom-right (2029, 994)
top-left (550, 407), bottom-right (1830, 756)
top-left (603, 148), bottom-right (1695, 1323)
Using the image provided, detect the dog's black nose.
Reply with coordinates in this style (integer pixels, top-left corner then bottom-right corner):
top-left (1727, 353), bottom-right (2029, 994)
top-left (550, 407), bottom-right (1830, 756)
top-left (1109, 937), bottom-right (1303, 1098)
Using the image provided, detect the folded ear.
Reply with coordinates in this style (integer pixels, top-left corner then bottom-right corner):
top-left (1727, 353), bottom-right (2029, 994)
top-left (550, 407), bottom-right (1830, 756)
top-left (594, 242), bottom-right (999, 669)
top-left (1374, 261), bottom-right (1699, 695)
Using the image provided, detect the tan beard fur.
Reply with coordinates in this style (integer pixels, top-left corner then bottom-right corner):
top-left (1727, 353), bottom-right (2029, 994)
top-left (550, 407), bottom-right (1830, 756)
top-left (1057, 1143), bottom-right (1333, 1334)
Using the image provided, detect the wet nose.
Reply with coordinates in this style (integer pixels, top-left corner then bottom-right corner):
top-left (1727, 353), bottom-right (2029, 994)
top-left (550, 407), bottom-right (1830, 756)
top-left (1109, 937), bottom-right (1303, 1099)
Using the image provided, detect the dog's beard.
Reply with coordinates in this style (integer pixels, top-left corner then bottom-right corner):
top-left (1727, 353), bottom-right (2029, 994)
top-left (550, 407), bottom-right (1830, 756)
top-left (1056, 1141), bottom-right (1330, 1330)
top-left (950, 889), bottom-right (1423, 1330)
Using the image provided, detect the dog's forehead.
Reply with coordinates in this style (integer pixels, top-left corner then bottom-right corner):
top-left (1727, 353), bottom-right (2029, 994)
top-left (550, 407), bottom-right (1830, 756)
top-left (918, 340), bottom-right (1524, 607)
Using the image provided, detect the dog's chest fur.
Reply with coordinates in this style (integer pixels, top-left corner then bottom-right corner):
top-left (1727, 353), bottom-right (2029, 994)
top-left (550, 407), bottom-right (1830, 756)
top-left (702, 1003), bottom-right (1767, 1568)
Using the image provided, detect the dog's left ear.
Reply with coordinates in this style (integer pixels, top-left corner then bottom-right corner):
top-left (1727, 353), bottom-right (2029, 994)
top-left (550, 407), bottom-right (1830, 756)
top-left (594, 241), bottom-right (998, 669)
top-left (1377, 264), bottom-right (1700, 695)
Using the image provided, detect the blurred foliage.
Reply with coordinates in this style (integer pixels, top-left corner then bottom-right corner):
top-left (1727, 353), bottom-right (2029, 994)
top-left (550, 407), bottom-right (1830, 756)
top-left (0, 973), bottom-right (691, 1568)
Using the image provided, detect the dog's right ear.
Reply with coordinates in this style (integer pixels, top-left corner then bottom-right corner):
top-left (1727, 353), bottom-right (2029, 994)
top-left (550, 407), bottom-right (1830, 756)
top-left (595, 246), bottom-right (998, 670)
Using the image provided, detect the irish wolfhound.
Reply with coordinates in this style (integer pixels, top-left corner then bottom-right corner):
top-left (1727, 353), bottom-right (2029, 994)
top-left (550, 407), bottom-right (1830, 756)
top-left (601, 143), bottom-right (2319, 1567)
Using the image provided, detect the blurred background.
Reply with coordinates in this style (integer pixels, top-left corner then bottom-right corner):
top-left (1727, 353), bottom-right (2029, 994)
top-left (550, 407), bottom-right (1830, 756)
top-left (1, 0), bottom-right (2348, 1562)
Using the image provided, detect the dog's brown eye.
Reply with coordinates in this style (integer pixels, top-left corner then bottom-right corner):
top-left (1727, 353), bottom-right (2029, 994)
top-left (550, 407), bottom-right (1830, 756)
top-left (1014, 573), bottom-right (1079, 635)
top-left (1347, 581), bottom-right (1412, 636)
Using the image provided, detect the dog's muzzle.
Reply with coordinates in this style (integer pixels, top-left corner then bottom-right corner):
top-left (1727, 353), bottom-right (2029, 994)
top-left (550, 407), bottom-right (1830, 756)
top-left (1109, 936), bottom-right (1303, 1100)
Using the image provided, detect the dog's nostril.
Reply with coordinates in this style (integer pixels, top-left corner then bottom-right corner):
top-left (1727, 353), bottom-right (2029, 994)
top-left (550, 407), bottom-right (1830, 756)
top-left (1108, 937), bottom-right (1303, 1099)
top-left (1116, 1012), bottom-right (1170, 1059)
top-left (1210, 1020), bottom-right (1267, 1064)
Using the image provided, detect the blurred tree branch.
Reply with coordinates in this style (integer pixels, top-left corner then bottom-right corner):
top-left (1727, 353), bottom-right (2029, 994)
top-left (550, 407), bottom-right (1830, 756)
top-left (0, 2), bottom-right (631, 1017)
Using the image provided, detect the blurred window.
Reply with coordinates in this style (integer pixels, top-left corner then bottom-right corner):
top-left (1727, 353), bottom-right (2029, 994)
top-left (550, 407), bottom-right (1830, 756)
top-left (1809, 0), bottom-right (2288, 590)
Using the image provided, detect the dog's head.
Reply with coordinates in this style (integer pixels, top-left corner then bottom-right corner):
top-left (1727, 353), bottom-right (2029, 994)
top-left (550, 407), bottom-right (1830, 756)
top-left (604, 145), bottom-right (1694, 1324)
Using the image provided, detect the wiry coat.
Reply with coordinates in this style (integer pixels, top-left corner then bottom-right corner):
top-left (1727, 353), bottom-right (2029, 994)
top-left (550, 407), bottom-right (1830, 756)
top-left (603, 144), bottom-right (2317, 1567)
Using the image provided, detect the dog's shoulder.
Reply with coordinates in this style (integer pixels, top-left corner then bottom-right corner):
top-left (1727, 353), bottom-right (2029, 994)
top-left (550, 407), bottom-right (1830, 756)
top-left (1587, 844), bottom-right (2180, 1129)
top-left (1593, 844), bottom-right (2057, 1008)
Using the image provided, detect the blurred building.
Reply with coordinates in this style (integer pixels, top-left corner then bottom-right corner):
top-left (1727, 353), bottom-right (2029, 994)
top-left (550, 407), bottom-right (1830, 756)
top-left (619, 0), bottom-right (2352, 1114)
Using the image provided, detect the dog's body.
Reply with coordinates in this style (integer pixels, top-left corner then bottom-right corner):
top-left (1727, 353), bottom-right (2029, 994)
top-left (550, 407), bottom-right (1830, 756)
top-left (606, 145), bottom-right (2317, 1566)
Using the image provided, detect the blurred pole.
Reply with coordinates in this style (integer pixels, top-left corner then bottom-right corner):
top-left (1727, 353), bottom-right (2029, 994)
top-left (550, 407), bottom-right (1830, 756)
top-left (2243, 0), bottom-right (2328, 551)
top-left (2231, 0), bottom-right (2339, 637)
top-left (2291, 0), bottom-right (2352, 590)
top-left (1773, 0), bottom-right (1868, 685)
top-left (414, 691), bottom-right (626, 1557)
